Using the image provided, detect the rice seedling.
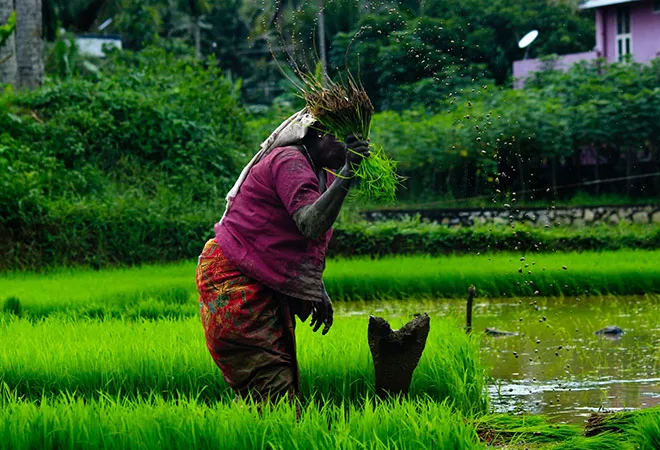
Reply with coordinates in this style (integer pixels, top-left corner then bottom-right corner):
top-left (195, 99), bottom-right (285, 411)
top-left (547, 434), bottom-right (634, 450)
top-left (632, 410), bottom-right (660, 450)
top-left (323, 250), bottom-right (660, 301)
top-left (585, 407), bottom-right (660, 437)
top-left (0, 314), bottom-right (488, 415)
top-left (2, 296), bottom-right (21, 317)
top-left (0, 392), bottom-right (485, 450)
top-left (0, 389), bottom-right (653, 449)
top-left (300, 68), bottom-right (402, 204)
top-left (473, 413), bottom-right (649, 449)
top-left (1, 250), bottom-right (658, 317)
top-left (302, 71), bottom-right (373, 141)
top-left (475, 414), bottom-right (580, 446)
top-left (348, 143), bottom-right (401, 204)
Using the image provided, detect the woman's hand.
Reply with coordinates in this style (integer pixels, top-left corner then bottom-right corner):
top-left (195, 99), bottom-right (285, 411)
top-left (310, 289), bottom-right (333, 335)
top-left (345, 134), bottom-right (370, 168)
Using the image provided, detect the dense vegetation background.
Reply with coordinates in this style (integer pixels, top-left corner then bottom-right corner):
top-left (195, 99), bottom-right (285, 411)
top-left (1, 0), bottom-right (659, 269)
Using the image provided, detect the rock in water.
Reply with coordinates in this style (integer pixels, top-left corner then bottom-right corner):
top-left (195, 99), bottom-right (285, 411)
top-left (594, 326), bottom-right (624, 336)
top-left (368, 313), bottom-right (430, 398)
top-left (484, 328), bottom-right (519, 337)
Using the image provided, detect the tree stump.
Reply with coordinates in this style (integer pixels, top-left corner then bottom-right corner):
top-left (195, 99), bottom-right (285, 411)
top-left (368, 313), bottom-right (430, 399)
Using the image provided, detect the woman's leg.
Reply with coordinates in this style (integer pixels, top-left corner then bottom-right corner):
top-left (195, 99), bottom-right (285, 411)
top-left (196, 239), bottom-right (301, 403)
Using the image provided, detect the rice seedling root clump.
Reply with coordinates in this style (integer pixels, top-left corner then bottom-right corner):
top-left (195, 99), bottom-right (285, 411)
top-left (301, 69), bottom-right (402, 204)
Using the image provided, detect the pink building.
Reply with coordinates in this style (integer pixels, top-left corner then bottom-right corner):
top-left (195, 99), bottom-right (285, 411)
top-left (513, 0), bottom-right (660, 87)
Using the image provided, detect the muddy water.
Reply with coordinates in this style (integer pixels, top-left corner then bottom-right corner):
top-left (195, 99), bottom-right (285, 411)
top-left (337, 295), bottom-right (659, 423)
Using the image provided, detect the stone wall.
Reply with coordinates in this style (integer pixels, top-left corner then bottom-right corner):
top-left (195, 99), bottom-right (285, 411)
top-left (361, 204), bottom-right (660, 227)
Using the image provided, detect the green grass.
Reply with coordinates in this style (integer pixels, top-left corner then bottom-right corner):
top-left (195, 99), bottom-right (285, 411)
top-left (1, 392), bottom-right (656, 450)
top-left (551, 434), bottom-right (634, 450)
top-left (323, 250), bottom-right (660, 300)
top-left (0, 394), bottom-right (485, 450)
top-left (0, 314), bottom-right (488, 415)
top-left (1, 250), bottom-right (659, 317)
top-left (633, 412), bottom-right (660, 450)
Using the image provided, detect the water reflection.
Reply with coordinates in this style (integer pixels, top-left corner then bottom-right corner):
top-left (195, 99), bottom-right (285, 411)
top-left (336, 294), bottom-right (660, 423)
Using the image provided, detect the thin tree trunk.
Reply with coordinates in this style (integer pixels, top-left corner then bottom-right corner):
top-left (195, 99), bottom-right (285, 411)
top-left (15, 0), bottom-right (43, 89)
top-left (626, 148), bottom-right (632, 197)
top-left (551, 156), bottom-right (558, 199)
top-left (517, 146), bottom-right (526, 201)
top-left (0, 0), bottom-right (17, 87)
top-left (462, 160), bottom-right (469, 198)
top-left (653, 143), bottom-right (660, 196)
top-left (594, 148), bottom-right (600, 196)
top-left (194, 15), bottom-right (201, 59)
top-left (318, 0), bottom-right (327, 74)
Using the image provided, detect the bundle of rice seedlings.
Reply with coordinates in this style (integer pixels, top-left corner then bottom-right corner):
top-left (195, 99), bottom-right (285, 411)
top-left (300, 71), bottom-right (402, 204)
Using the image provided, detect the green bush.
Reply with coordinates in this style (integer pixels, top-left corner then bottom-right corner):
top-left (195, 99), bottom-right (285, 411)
top-left (0, 200), bottom-right (216, 270)
top-left (3, 47), bottom-right (245, 194)
top-left (0, 46), bottom-right (252, 270)
top-left (329, 219), bottom-right (660, 258)
top-left (1, 210), bottom-right (658, 270)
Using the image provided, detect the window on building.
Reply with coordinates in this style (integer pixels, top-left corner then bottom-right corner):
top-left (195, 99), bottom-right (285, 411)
top-left (654, 0), bottom-right (660, 13)
top-left (616, 7), bottom-right (632, 62)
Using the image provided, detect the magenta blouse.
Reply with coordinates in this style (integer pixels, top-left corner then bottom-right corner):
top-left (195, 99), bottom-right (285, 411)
top-left (214, 146), bottom-right (334, 303)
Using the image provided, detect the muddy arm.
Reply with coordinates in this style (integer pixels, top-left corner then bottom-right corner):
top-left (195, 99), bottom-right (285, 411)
top-left (293, 164), bottom-right (354, 240)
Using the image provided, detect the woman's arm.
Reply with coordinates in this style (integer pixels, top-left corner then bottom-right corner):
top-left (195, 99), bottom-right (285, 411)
top-left (293, 163), bottom-right (354, 240)
top-left (293, 136), bottom-right (369, 240)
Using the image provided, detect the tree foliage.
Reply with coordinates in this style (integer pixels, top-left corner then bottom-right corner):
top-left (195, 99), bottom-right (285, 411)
top-left (40, 0), bottom-right (595, 107)
top-left (0, 46), bottom-right (247, 230)
top-left (367, 59), bottom-right (660, 200)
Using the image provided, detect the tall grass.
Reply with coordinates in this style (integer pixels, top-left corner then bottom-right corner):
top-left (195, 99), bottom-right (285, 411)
top-left (2, 250), bottom-right (658, 317)
top-left (324, 250), bottom-right (660, 300)
top-left (1, 391), bottom-right (655, 450)
top-left (552, 434), bottom-right (635, 450)
top-left (633, 411), bottom-right (660, 450)
top-left (0, 393), bottom-right (485, 450)
top-left (0, 315), bottom-right (488, 415)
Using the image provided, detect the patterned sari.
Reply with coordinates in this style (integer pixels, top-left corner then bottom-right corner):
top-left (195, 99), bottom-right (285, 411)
top-left (196, 238), bottom-right (300, 401)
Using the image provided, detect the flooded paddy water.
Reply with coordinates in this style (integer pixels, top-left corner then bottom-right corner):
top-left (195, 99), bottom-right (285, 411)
top-left (336, 294), bottom-right (660, 424)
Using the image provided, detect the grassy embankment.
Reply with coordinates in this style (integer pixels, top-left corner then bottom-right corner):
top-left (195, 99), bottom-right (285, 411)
top-left (2, 250), bottom-right (659, 318)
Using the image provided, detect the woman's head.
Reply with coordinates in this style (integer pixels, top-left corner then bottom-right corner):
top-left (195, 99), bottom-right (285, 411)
top-left (301, 124), bottom-right (347, 170)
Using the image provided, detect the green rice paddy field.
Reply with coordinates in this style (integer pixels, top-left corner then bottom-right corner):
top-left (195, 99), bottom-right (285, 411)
top-left (1, 250), bottom-right (659, 318)
top-left (1, 250), bottom-right (659, 449)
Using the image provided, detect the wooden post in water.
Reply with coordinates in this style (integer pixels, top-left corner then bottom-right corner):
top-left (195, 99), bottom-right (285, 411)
top-left (368, 313), bottom-right (430, 399)
top-left (466, 285), bottom-right (476, 334)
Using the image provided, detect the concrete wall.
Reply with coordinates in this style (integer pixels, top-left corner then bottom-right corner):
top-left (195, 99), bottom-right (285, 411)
top-left (513, 51), bottom-right (599, 88)
top-left (361, 205), bottom-right (660, 227)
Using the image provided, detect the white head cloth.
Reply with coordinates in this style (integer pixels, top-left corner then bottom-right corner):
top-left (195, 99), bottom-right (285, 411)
top-left (218, 108), bottom-right (317, 224)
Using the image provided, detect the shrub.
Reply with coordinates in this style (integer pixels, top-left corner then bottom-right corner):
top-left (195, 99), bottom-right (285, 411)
top-left (328, 218), bottom-right (660, 258)
top-left (0, 46), bottom-right (251, 270)
top-left (0, 46), bottom-right (247, 209)
top-left (1, 211), bottom-right (657, 270)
